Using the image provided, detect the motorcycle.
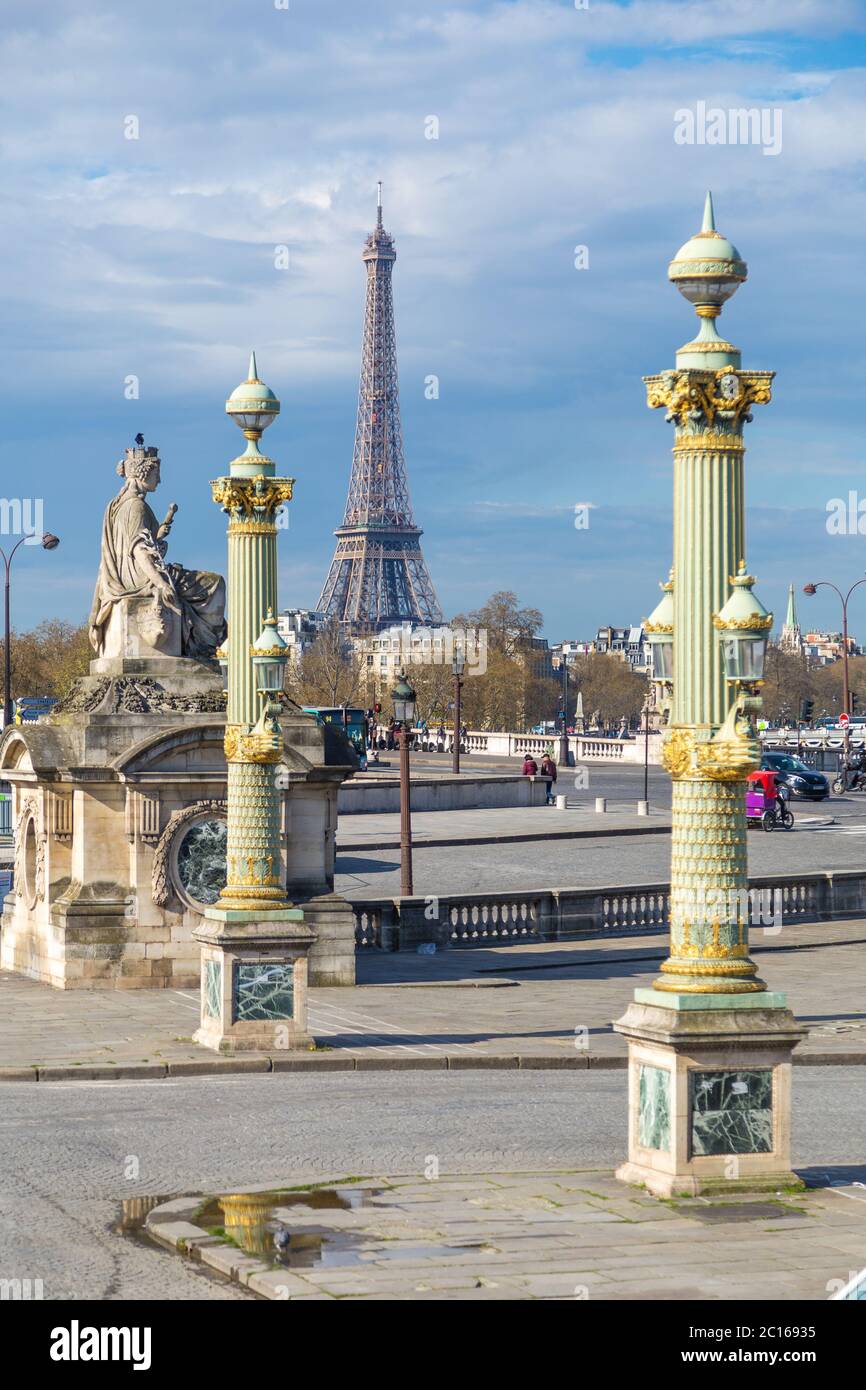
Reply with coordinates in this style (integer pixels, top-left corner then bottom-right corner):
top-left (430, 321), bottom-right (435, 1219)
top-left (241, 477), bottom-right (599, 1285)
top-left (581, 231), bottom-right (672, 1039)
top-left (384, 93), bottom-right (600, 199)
top-left (832, 766), bottom-right (866, 795)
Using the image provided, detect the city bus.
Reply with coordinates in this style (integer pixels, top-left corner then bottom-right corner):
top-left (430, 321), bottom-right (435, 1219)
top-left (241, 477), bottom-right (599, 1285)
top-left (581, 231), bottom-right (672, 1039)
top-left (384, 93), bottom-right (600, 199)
top-left (301, 706), bottom-right (368, 768)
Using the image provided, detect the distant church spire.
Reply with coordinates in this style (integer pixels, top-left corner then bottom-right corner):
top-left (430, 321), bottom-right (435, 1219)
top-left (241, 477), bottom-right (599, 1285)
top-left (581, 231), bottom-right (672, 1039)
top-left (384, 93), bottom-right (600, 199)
top-left (780, 583), bottom-right (804, 654)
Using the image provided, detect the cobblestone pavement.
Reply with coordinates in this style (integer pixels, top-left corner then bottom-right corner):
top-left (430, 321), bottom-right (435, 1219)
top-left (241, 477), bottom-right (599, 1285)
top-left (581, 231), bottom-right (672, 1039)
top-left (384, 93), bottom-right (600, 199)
top-left (1, 920), bottom-right (865, 1069)
top-left (1, 1072), bottom-right (863, 1300)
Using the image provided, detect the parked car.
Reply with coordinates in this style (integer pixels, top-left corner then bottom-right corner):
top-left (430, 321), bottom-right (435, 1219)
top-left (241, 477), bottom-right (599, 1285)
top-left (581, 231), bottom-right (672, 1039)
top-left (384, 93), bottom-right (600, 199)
top-left (760, 752), bottom-right (829, 801)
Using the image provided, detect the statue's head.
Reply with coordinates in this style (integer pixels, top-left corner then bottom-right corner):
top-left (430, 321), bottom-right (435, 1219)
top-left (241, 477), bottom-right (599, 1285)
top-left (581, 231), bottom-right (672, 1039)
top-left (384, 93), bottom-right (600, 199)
top-left (116, 438), bottom-right (160, 492)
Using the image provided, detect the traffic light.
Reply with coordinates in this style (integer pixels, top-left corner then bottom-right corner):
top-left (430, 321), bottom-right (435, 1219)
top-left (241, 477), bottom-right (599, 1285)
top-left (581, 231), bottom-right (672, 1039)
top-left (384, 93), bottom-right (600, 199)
top-left (799, 698), bottom-right (814, 724)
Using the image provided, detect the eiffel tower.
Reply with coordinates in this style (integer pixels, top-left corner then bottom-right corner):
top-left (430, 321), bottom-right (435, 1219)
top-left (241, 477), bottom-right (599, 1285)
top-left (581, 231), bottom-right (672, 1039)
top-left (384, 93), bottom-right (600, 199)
top-left (317, 185), bottom-right (443, 634)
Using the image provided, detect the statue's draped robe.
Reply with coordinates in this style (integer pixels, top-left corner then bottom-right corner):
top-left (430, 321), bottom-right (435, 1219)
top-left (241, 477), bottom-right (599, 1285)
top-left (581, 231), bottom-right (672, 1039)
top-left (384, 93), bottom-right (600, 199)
top-left (89, 484), bottom-right (226, 661)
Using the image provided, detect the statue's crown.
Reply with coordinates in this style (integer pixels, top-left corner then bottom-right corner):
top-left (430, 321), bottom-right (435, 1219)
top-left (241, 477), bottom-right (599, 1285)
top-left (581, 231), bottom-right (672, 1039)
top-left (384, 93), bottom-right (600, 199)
top-left (116, 438), bottom-right (160, 477)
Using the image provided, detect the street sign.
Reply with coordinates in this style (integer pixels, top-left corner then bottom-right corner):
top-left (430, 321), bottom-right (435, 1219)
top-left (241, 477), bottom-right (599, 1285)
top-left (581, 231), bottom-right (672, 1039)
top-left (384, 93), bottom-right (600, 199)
top-left (840, 712), bottom-right (850, 727)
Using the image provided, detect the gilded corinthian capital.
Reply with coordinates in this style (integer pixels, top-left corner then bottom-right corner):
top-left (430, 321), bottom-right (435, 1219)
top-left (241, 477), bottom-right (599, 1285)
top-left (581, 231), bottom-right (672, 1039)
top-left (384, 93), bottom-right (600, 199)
top-left (643, 368), bottom-right (773, 434)
top-left (210, 474), bottom-right (295, 520)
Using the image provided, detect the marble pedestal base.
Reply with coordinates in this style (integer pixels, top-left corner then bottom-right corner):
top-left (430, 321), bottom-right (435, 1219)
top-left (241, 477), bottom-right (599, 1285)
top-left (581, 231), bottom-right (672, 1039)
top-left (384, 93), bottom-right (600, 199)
top-left (192, 908), bottom-right (315, 1054)
top-left (613, 989), bottom-right (805, 1199)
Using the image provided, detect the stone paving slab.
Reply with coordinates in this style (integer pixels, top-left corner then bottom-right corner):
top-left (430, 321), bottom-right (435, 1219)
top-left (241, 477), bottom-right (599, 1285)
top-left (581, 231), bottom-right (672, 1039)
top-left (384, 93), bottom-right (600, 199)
top-left (1, 917), bottom-right (865, 1076)
top-left (144, 1170), bottom-right (866, 1301)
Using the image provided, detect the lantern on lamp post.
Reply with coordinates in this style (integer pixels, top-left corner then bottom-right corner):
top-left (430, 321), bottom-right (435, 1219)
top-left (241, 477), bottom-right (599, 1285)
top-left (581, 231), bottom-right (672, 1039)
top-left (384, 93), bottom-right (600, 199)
top-left (644, 569), bottom-right (674, 715)
top-left (715, 564), bottom-right (772, 690)
top-left (252, 610), bottom-right (289, 698)
top-left (216, 639), bottom-right (229, 694)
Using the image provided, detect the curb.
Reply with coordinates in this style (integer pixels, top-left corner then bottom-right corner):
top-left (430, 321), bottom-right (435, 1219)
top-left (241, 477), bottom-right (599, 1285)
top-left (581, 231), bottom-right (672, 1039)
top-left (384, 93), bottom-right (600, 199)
top-left (13, 1048), bottom-right (864, 1082)
top-left (145, 1201), bottom-right (313, 1298)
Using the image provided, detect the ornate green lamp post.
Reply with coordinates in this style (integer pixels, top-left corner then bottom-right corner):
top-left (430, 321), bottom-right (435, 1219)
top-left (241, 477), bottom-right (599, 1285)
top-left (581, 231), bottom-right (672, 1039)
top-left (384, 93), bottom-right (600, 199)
top-left (392, 671), bottom-right (416, 897)
top-left (194, 354), bottom-right (315, 1053)
top-left (615, 195), bottom-right (804, 1195)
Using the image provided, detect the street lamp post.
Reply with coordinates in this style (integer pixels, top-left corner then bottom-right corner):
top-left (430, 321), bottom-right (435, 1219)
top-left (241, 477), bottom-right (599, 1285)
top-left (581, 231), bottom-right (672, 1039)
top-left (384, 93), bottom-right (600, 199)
top-left (803, 577), bottom-right (866, 764)
top-left (193, 353), bottom-right (315, 1055)
top-left (392, 671), bottom-right (416, 897)
top-left (558, 659), bottom-right (570, 768)
top-left (452, 645), bottom-right (464, 775)
top-left (614, 193), bottom-right (804, 1198)
top-left (1, 533), bottom-right (60, 728)
top-left (642, 688), bottom-right (650, 805)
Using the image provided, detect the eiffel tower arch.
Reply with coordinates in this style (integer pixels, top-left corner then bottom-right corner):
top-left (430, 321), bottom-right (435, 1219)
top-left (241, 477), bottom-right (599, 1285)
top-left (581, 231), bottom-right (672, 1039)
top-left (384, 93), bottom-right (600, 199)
top-left (317, 187), bottom-right (443, 635)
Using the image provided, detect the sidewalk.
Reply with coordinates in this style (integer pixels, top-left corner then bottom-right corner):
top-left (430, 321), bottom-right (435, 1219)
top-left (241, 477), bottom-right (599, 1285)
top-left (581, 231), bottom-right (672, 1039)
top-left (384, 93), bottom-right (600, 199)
top-left (1, 918), bottom-right (865, 1077)
top-left (143, 1169), bottom-right (866, 1301)
top-left (338, 802), bottom-right (672, 850)
top-left (337, 802), bottom-right (835, 851)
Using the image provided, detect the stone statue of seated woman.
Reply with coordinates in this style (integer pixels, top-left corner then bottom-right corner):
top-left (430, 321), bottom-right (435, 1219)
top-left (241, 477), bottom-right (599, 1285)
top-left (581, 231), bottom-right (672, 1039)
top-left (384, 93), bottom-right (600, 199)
top-left (89, 437), bottom-right (226, 664)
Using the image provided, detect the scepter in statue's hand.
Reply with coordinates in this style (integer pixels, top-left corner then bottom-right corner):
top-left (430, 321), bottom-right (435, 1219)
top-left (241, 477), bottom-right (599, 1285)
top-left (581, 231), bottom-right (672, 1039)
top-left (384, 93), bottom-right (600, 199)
top-left (157, 502), bottom-right (177, 542)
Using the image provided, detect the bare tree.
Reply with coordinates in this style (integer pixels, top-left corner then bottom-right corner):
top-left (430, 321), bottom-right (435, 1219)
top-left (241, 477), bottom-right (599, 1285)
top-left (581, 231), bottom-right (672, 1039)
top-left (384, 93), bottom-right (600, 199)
top-left (286, 618), bottom-right (363, 708)
top-left (452, 591), bottom-right (543, 659)
top-left (0, 618), bottom-right (91, 706)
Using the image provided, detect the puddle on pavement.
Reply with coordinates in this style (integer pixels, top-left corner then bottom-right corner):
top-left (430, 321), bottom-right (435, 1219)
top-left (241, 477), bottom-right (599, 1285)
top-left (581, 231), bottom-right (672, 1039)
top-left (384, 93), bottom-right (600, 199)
top-left (165, 1186), bottom-right (483, 1270)
top-left (117, 1186), bottom-right (486, 1271)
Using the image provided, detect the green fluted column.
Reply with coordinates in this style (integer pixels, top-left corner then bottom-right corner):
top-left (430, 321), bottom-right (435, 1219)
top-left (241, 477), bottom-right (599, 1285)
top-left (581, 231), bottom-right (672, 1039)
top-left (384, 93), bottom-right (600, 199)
top-left (212, 474), bottom-right (294, 910)
top-left (672, 434), bottom-right (744, 729)
top-left (645, 385), bottom-right (772, 994)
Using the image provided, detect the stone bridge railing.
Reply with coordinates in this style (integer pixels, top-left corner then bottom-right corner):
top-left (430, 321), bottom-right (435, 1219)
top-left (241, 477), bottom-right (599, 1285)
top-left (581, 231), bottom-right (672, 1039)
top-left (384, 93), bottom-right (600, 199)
top-left (352, 868), bottom-right (866, 950)
top-left (455, 730), bottom-right (663, 765)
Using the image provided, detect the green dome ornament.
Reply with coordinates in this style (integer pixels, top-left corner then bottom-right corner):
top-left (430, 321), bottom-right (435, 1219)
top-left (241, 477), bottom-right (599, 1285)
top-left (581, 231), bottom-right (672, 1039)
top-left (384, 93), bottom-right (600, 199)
top-left (225, 351), bottom-right (281, 476)
top-left (668, 192), bottom-right (747, 370)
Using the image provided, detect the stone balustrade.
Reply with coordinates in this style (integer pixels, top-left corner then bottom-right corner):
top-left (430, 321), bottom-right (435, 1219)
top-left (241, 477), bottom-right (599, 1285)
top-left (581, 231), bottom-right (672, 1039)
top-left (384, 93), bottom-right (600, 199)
top-left (446, 730), bottom-right (663, 765)
top-left (351, 867), bottom-right (866, 950)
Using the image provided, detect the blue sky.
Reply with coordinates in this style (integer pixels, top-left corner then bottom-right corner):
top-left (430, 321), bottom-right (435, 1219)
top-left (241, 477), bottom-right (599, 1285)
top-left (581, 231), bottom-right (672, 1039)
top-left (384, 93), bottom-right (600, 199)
top-left (2, 0), bottom-right (866, 641)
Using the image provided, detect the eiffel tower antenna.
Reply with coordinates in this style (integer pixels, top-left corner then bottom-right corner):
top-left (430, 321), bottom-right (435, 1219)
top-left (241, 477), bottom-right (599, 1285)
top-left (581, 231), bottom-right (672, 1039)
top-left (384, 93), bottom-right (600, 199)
top-left (317, 189), bottom-right (443, 634)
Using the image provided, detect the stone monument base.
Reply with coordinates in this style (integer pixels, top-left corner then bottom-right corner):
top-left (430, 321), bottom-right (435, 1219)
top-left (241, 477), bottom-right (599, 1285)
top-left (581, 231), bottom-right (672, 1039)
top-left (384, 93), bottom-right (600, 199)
top-left (613, 989), bottom-right (805, 1198)
top-left (193, 908), bottom-right (315, 1053)
top-left (0, 661), bottom-right (356, 992)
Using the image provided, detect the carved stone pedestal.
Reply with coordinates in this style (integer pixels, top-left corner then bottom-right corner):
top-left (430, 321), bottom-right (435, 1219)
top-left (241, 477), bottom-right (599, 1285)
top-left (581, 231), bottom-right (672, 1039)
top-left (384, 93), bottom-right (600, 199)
top-left (95, 595), bottom-right (182, 663)
top-left (0, 668), bottom-right (355, 990)
top-left (614, 989), bottom-right (805, 1198)
top-left (193, 908), bottom-right (315, 1053)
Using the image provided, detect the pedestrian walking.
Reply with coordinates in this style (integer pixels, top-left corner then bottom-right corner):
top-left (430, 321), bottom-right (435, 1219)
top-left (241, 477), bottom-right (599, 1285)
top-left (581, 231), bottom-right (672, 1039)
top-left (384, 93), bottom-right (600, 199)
top-left (540, 752), bottom-right (557, 805)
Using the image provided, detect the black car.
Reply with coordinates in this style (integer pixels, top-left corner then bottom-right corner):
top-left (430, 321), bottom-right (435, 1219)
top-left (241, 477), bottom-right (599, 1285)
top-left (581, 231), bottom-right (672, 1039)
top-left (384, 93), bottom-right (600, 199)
top-left (760, 753), bottom-right (829, 801)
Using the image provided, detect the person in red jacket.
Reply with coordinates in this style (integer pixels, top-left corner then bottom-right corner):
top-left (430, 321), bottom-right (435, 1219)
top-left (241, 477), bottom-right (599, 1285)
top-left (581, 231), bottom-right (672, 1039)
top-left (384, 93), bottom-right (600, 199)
top-left (540, 752), bottom-right (557, 804)
top-left (522, 753), bottom-right (538, 776)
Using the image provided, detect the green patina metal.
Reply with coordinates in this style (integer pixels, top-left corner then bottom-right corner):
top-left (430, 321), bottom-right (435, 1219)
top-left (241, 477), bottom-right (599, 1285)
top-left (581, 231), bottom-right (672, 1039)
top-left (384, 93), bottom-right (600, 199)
top-left (646, 195), bottom-right (775, 996)
top-left (207, 355), bottom-right (295, 915)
